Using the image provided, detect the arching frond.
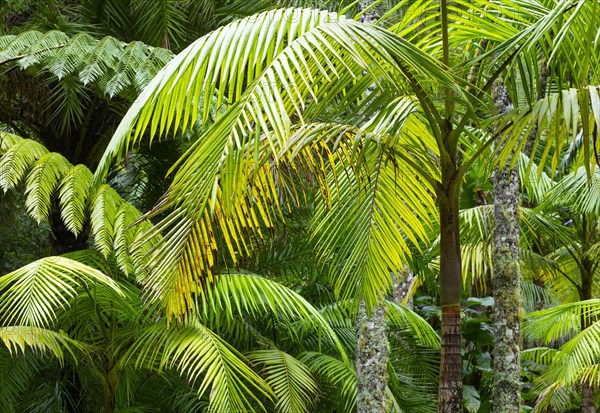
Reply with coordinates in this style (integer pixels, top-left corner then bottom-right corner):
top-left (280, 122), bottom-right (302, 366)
top-left (519, 152), bottom-right (555, 204)
top-left (542, 166), bottom-right (600, 215)
top-left (0, 133), bottom-right (155, 279)
top-left (523, 299), bottom-right (600, 344)
top-left (0, 30), bottom-right (172, 98)
top-left (123, 320), bottom-right (272, 413)
top-left (299, 352), bottom-right (356, 413)
top-left (0, 135), bottom-right (49, 191)
top-left (0, 256), bottom-right (122, 327)
top-left (58, 165), bottom-right (93, 236)
top-left (0, 326), bottom-right (86, 365)
top-left (0, 348), bottom-right (41, 411)
top-left (248, 350), bottom-right (319, 413)
top-left (313, 138), bottom-right (436, 309)
top-left (386, 301), bottom-right (440, 349)
top-left (24, 152), bottom-right (71, 222)
top-left (198, 273), bottom-right (349, 362)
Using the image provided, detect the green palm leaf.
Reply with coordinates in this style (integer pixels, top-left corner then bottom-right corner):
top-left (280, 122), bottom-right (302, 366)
top-left (198, 273), bottom-right (349, 362)
top-left (0, 256), bottom-right (122, 327)
top-left (0, 326), bottom-right (86, 365)
top-left (124, 320), bottom-right (272, 413)
top-left (248, 349), bottom-right (319, 413)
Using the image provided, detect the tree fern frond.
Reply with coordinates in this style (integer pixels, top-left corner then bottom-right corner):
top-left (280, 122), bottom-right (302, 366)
top-left (58, 165), bottom-right (93, 236)
top-left (0, 135), bottom-right (49, 191)
top-left (90, 184), bottom-right (123, 257)
top-left (0, 29), bottom-right (172, 98)
top-left (24, 152), bottom-right (71, 222)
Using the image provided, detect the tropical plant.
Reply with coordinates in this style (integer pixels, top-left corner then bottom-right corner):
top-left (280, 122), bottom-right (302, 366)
top-left (90, 2), bottom-right (600, 412)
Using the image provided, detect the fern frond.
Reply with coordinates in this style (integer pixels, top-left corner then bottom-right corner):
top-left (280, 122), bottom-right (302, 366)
top-left (24, 152), bottom-right (71, 222)
top-left (58, 165), bottom-right (93, 236)
top-left (0, 29), bottom-right (172, 98)
top-left (0, 135), bottom-right (49, 191)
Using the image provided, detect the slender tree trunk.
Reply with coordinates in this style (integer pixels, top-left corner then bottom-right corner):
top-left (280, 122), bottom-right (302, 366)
top-left (103, 374), bottom-right (116, 413)
top-left (492, 81), bottom-right (521, 413)
top-left (438, 180), bottom-right (463, 413)
top-left (583, 384), bottom-right (596, 413)
top-left (581, 250), bottom-right (595, 413)
top-left (356, 300), bottom-right (388, 413)
top-left (392, 266), bottom-right (414, 305)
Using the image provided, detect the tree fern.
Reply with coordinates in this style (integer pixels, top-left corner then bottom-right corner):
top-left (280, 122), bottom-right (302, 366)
top-left (0, 30), bottom-right (172, 98)
top-left (24, 152), bottom-right (71, 223)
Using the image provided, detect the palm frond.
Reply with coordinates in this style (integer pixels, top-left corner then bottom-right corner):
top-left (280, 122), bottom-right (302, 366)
top-left (523, 299), bottom-right (600, 344)
top-left (299, 352), bottom-right (356, 413)
top-left (386, 301), bottom-right (440, 349)
top-left (0, 326), bottom-right (86, 365)
top-left (0, 255), bottom-right (122, 327)
top-left (198, 273), bottom-right (349, 362)
top-left (123, 320), bottom-right (272, 413)
top-left (542, 166), bottom-right (600, 215)
top-left (248, 349), bottom-right (319, 413)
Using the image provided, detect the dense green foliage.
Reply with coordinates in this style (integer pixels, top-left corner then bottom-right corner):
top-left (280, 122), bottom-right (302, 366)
top-left (1, 1), bottom-right (600, 412)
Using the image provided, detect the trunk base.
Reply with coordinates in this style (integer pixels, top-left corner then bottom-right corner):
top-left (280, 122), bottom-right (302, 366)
top-left (439, 304), bottom-right (462, 413)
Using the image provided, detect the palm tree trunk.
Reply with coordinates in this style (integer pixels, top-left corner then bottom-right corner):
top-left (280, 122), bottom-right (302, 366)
top-left (438, 183), bottom-right (463, 413)
top-left (583, 384), bottom-right (596, 413)
top-left (581, 252), bottom-right (595, 413)
top-left (356, 300), bottom-right (388, 413)
top-left (492, 81), bottom-right (521, 413)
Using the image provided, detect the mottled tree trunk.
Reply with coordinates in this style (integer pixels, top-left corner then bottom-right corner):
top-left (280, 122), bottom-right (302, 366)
top-left (356, 301), bottom-right (388, 413)
top-left (492, 81), bottom-right (521, 413)
top-left (581, 252), bottom-right (595, 413)
top-left (392, 266), bottom-right (414, 305)
top-left (438, 183), bottom-right (463, 413)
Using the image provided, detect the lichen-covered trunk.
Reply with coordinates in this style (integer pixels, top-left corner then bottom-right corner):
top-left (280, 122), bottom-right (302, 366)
top-left (356, 301), bottom-right (388, 413)
top-left (581, 257), bottom-right (595, 413)
top-left (438, 186), bottom-right (463, 413)
top-left (492, 81), bottom-right (521, 413)
top-left (392, 266), bottom-right (414, 305)
top-left (492, 162), bottom-right (521, 413)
